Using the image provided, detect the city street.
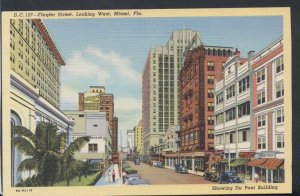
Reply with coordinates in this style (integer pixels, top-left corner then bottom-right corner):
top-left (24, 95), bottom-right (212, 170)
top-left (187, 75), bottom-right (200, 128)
top-left (126, 161), bottom-right (215, 185)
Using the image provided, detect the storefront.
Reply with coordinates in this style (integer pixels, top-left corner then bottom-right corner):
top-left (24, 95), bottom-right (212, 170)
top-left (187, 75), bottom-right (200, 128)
top-left (230, 158), bottom-right (250, 179)
top-left (246, 157), bottom-right (284, 183)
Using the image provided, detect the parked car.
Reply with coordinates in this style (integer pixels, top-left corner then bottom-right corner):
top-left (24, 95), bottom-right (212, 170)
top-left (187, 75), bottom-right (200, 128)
top-left (175, 164), bottom-right (188, 173)
top-left (203, 171), bottom-right (219, 182)
top-left (126, 174), bottom-right (142, 185)
top-left (152, 161), bottom-right (158, 166)
top-left (128, 178), bottom-right (149, 185)
top-left (219, 171), bottom-right (244, 184)
top-left (155, 161), bottom-right (165, 168)
top-left (135, 159), bottom-right (140, 165)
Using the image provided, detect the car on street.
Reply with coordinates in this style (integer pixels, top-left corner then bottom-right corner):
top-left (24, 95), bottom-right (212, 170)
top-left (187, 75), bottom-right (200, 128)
top-left (218, 171), bottom-right (244, 184)
top-left (128, 178), bottom-right (149, 185)
top-left (135, 159), bottom-right (140, 165)
top-left (174, 164), bottom-right (188, 173)
top-left (155, 161), bottom-right (165, 168)
top-left (125, 174), bottom-right (142, 185)
top-left (203, 171), bottom-right (219, 182)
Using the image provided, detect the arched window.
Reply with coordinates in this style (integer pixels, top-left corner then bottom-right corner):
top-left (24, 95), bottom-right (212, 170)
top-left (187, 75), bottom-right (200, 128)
top-left (208, 49), bottom-right (211, 56)
top-left (213, 49), bottom-right (216, 56)
top-left (11, 110), bottom-right (22, 127)
top-left (218, 49), bottom-right (222, 56)
top-left (223, 49), bottom-right (227, 56)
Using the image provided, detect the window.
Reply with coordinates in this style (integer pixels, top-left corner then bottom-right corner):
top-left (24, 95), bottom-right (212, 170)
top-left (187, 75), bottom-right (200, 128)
top-left (208, 75), bottom-right (215, 84)
top-left (159, 139), bottom-right (163, 144)
top-left (79, 114), bottom-right (84, 117)
top-left (208, 102), bottom-right (214, 111)
top-left (207, 116), bottom-right (214, 125)
top-left (238, 101), bottom-right (250, 117)
top-left (257, 68), bottom-right (265, 83)
top-left (88, 144), bottom-right (98, 152)
top-left (239, 76), bottom-right (249, 93)
top-left (208, 129), bottom-right (214, 139)
top-left (226, 85), bottom-right (235, 100)
top-left (277, 109), bottom-right (284, 123)
top-left (276, 135), bottom-right (284, 148)
top-left (208, 89), bottom-right (214, 98)
top-left (216, 113), bottom-right (224, 125)
top-left (258, 136), bottom-right (266, 149)
top-left (275, 56), bottom-right (284, 73)
top-left (230, 132), bottom-right (236, 143)
top-left (276, 83), bottom-right (284, 98)
top-left (238, 129), bottom-right (249, 142)
top-left (216, 92), bottom-right (224, 105)
top-left (208, 61), bottom-right (215, 71)
top-left (258, 115), bottom-right (266, 127)
top-left (225, 108), bottom-right (236, 121)
top-left (257, 91), bottom-right (266, 105)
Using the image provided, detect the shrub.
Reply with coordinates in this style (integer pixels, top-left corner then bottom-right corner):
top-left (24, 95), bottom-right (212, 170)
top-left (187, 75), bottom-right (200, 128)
top-left (125, 168), bottom-right (137, 174)
top-left (88, 171), bottom-right (102, 186)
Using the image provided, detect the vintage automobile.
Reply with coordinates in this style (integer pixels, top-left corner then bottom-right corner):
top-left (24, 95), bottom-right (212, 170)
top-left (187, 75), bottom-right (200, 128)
top-left (125, 174), bottom-right (142, 185)
top-left (203, 171), bottom-right (219, 182)
top-left (128, 178), bottom-right (149, 185)
top-left (155, 161), bottom-right (165, 168)
top-left (135, 159), bottom-right (140, 165)
top-left (174, 164), bottom-right (188, 174)
top-left (218, 171), bottom-right (244, 184)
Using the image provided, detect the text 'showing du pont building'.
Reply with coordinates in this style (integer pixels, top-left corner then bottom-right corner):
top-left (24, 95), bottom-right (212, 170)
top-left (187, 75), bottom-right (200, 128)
top-left (9, 19), bottom-right (73, 186)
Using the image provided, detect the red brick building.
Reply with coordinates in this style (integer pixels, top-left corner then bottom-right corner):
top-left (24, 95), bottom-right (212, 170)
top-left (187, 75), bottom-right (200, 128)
top-left (178, 45), bottom-right (233, 172)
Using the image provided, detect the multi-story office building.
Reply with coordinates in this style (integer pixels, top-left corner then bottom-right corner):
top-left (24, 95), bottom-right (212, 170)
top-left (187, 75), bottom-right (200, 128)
top-left (127, 130), bottom-right (135, 154)
top-left (246, 36), bottom-right (284, 183)
top-left (63, 111), bottom-right (112, 162)
top-left (10, 19), bottom-right (65, 108)
top-left (179, 45), bottom-right (233, 174)
top-left (9, 19), bottom-right (73, 185)
top-left (213, 50), bottom-right (253, 177)
top-left (133, 120), bottom-right (143, 156)
top-left (142, 29), bottom-right (200, 156)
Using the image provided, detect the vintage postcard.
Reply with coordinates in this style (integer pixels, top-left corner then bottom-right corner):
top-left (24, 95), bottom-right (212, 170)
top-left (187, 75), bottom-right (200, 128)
top-left (1, 7), bottom-right (292, 195)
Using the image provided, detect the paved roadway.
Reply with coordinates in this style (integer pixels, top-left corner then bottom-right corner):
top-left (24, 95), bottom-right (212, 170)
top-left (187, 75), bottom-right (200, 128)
top-left (126, 161), bottom-right (215, 185)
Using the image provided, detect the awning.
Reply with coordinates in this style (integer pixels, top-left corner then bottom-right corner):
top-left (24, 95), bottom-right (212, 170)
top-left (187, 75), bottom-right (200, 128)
top-left (259, 158), bottom-right (284, 170)
top-left (218, 159), bottom-right (229, 164)
top-left (246, 158), bottom-right (267, 167)
top-left (206, 160), bottom-right (217, 165)
top-left (230, 159), bottom-right (250, 167)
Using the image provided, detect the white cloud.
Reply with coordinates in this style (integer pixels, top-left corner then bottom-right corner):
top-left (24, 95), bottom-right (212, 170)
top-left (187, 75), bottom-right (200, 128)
top-left (63, 51), bottom-right (111, 84)
top-left (60, 85), bottom-right (78, 110)
top-left (114, 97), bottom-right (141, 114)
top-left (84, 45), bottom-right (141, 85)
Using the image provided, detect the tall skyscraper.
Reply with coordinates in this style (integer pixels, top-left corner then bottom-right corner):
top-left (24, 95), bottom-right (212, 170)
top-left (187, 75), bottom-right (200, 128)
top-left (142, 29), bottom-right (199, 155)
top-left (133, 120), bottom-right (143, 155)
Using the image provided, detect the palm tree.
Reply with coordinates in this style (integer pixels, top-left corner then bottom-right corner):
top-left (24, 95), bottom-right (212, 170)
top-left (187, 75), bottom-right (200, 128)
top-left (12, 122), bottom-right (89, 186)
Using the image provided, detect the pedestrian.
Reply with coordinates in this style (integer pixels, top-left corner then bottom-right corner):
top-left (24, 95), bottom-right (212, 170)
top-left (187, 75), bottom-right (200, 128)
top-left (108, 169), bottom-right (112, 183)
top-left (112, 169), bottom-right (116, 183)
top-left (254, 172), bottom-right (259, 183)
top-left (122, 169), bottom-right (127, 184)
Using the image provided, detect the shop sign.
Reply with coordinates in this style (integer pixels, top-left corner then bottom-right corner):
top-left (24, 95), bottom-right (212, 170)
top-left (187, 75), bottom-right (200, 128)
top-left (215, 150), bottom-right (224, 155)
top-left (259, 151), bottom-right (277, 158)
top-left (239, 151), bottom-right (255, 158)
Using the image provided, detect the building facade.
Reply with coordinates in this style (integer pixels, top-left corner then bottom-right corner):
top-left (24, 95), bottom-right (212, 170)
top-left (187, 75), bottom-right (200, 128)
top-left (178, 45), bottom-right (233, 174)
top-left (10, 19), bottom-right (65, 109)
top-left (63, 111), bottom-right (112, 161)
top-left (127, 130), bottom-right (135, 155)
top-left (164, 125), bottom-right (180, 169)
top-left (11, 72), bottom-right (73, 185)
top-left (142, 29), bottom-right (200, 156)
top-left (9, 19), bottom-right (72, 186)
top-left (213, 50), bottom-right (253, 177)
top-left (134, 120), bottom-right (143, 156)
top-left (246, 36), bottom-right (284, 183)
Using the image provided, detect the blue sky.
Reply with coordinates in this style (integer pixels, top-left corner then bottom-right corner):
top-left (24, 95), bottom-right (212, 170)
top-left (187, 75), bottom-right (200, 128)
top-left (45, 16), bottom-right (282, 147)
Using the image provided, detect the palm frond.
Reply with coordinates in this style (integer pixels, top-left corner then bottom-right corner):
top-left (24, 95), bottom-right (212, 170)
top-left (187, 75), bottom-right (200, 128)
top-left (61, 136), bottom-right (90, 160)
top-left (12, 126), bottom-right (36, 143)
top-left (18, 158), bottom-right (39, 172)
top-left (12, 137), bottom-right (35, 156)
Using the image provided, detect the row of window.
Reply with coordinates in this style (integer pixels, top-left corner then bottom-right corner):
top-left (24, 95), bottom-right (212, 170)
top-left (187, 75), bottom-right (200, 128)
top-left (258, 134), bottom-right (284, 149)
top-left (215, 129), bottom-right (250, 144)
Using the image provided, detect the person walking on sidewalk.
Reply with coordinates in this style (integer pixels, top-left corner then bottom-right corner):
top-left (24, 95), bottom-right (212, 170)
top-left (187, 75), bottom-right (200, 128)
top-left (108, 170), bottom-right (112, 183)
top-left (112, 169), bottom-right (116, 183)
top-left (122, 169), bottom-right (127, 184)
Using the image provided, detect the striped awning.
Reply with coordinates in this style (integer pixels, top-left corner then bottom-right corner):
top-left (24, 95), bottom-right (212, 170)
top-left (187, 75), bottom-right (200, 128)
top-left (259, 158), bottom-right (284, 170)
top-left (246, 158), bottom-right (267, 167)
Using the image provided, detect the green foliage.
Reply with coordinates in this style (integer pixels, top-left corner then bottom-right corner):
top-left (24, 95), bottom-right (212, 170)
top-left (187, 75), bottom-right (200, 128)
top-left (12, 122), bottom-right (90, 187)
top-left (124, 168), bottom-right (137, 174)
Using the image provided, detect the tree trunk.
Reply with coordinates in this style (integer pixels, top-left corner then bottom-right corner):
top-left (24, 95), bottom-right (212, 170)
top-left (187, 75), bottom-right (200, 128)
top-left (79, 175), bottom-right (81, 182)
top-left (67, 176), bottom-right (70, 186)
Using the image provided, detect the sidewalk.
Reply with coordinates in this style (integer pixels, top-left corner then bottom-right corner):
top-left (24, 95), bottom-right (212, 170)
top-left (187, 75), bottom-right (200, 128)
top-left (94, 163), bottom-right (123, 186)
